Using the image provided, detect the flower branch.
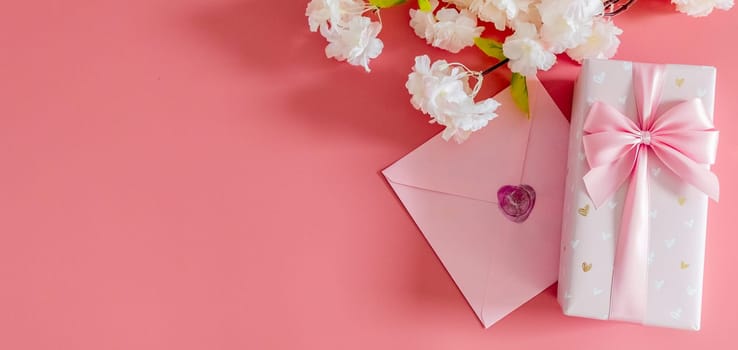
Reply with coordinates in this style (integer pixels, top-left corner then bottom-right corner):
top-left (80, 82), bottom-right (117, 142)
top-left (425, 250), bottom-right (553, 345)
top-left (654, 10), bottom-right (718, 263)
top-left (481, 58), bottom-right (509, 76)
top-left (306, 0), bottom-right (734, 142)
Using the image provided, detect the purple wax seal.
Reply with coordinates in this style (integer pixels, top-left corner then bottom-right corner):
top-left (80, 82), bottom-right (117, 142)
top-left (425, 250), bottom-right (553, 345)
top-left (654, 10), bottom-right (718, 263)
top-left (497, 185), bottom-right (536, 223)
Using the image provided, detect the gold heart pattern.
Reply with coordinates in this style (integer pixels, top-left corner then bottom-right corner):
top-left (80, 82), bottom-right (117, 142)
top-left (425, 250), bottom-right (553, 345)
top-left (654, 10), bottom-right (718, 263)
top-left (681, 261), bottom-right (690, 270)
top-left (578, 204), bottom-right (590, 217)
top-left (678, 196), bottom-right (687, 206)
top-left (676, 77), bottom-right (685, 87)
top-left (582, 262), bottom-right (593, 272)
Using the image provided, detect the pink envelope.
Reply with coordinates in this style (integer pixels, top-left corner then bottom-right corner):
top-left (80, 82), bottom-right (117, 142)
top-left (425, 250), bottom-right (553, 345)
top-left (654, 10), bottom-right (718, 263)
top-left (383, 78), bottom-right (570, 327)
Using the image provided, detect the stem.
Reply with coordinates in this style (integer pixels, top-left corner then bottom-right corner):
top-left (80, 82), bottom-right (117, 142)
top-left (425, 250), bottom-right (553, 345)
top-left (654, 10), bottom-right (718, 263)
top-left (481, 58), bottom-right (510, 76)
top-left (604, 0), bottom-right (637, 16)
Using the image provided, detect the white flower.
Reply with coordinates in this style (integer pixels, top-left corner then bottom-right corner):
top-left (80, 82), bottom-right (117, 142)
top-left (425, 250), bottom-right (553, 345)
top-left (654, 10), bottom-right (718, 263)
top-left (495, 0), bottom-right (534, 18)
top-left (672, 0), bottom-right (734, 17)
top-left (406, 55), bottom-right (501, 143)
top-left (469, 0), bottom-right (509, 30)
top-left (468, 0), bottom-right (532, 30)
top-left (307, 0), bottom-right (384, 72)
top-left (566, 17), bottom-right (622, 63)
top-left (406, 55), bottom-right (470, 114)
top-left (503, 22), bottom-right (556, 76)
top-left (512, 2), bottom-right (542, 28)
top-left (409, 0), bottom-right (439, 41)
top-left (321, 16), bottom-right (384, 72)
top-left (537, 0), bottom-right (603, 53)
top-left (305, 0), bottom-right (365, 32)
top-left (409, 3), bottom-right (484, 53)
top-left (442, 98), bottom-right (502, 142)
top-left (431, 8), bottom-right (485, 53)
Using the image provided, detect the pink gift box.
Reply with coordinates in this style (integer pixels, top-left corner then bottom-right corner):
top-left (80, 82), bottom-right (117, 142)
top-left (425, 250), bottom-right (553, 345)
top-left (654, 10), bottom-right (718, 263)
top-left (557, 59), bottom-right (718, 330)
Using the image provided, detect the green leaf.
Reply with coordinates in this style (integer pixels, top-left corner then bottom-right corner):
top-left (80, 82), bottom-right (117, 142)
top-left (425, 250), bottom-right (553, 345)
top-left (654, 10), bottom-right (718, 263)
top-left (369, 0), bottom-right (407, 8)
top-left (473, 37), bottom-right (506, 62)
top-left (510, 73), bottom-right (530, 118)
top-left (418, 0), bottom-right (433, 12)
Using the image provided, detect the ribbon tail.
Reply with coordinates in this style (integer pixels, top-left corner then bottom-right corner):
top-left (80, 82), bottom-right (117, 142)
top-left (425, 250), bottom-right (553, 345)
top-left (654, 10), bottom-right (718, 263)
top-left (609, 149), bottom-right (650, 323)
top-left (651, 142), bottom-right (720, 202)
top-left (583, 148), bottom-right (638, 208)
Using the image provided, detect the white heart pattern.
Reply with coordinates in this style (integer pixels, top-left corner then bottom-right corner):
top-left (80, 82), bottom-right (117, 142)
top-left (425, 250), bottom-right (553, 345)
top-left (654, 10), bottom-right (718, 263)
top-left (607, 200), bottom-right (617, 209)
top-left (571, 239), bottom-right (580, 249)
top-left (593, 72), bottom-right (606, 84)
top-left (670, 308), bottom-right (683, 320)
top-left (697, 88), bottom-right (708, 97)
top-left (565, 291), bottom-right (573, 299)
top-left (684, 219), bottom-right (695, 229)
top-left (649, 209), bottom-right (658, 219)
top-left (622, 61), bottom-right (633, 71)
top-left (655, 280), bottom-right (665, 290)
top-left (648, 251), bottom-right (656, 265)
top-left (651, 167), bottom-right (661, 177)
top-left (617, 96), bottom-right (627, 105)
top-left (593, 288), bottom-right (604, 296)
top-left (601, 232), bottom-right (613, 240)
top-left (686, 285), bottom-right (698, 296)
top-left (665, 238), bottom-right (676, 249)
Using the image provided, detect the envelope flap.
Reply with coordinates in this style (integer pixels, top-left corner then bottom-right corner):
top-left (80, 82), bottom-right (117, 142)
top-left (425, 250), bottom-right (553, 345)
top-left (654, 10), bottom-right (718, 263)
top-left (384, 79), bottom-right (553, 203)
top-left (520, 79), bottom-right (572, 196)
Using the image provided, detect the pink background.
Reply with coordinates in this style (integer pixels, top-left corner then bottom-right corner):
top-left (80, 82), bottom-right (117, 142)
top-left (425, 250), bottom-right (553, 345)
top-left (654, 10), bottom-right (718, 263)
top-left (0, 0), bottom-right (736, 349)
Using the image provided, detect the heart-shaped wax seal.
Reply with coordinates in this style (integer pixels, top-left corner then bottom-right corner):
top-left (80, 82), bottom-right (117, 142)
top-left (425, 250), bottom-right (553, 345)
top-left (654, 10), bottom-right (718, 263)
top-left (497, 185), bottom-right (536, 223)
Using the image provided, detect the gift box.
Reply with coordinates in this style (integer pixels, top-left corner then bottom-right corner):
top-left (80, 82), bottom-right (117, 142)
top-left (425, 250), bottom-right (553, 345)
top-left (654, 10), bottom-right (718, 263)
top-left (557, 59), bottom-right (719, 330)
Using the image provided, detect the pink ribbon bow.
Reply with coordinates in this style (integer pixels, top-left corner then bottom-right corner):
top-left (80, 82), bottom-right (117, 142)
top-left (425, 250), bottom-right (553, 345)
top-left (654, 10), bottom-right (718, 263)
top-left (582, 63), bottom-right (719, 323)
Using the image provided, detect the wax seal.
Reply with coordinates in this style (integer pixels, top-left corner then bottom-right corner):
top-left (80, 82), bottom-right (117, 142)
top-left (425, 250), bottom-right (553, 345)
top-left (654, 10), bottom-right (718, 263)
top-left (497, 185), bottom-right (536, 223)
